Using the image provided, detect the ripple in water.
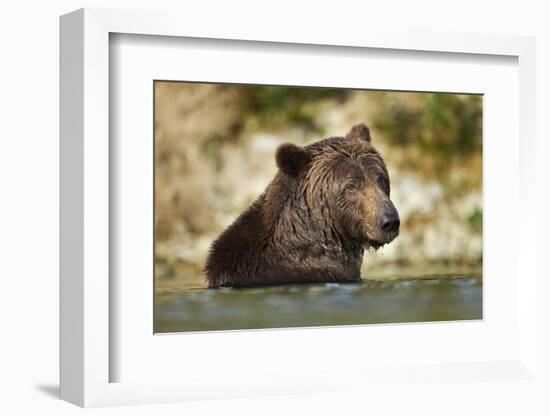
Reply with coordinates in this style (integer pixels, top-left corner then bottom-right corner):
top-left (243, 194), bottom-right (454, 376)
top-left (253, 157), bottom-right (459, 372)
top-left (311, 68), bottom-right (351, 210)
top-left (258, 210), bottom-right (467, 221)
top-left (155, 276), bottom-right (482, 333)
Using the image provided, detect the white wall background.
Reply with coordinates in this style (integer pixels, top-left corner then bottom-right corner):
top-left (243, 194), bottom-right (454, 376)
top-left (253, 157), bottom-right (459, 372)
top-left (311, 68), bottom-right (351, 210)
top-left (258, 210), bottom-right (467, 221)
top-left (0, 1), bottom-right (548, 415)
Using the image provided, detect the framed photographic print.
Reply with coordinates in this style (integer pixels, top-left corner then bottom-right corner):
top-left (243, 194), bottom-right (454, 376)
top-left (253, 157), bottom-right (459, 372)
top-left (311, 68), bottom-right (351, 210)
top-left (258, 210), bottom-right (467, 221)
top-left (152, 81), bottom-right (483, 333)
top-left (60, 8), bottom-right (539, 408)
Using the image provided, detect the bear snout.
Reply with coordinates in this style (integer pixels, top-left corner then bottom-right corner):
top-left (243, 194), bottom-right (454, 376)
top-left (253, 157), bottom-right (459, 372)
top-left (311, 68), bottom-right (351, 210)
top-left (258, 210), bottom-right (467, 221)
top-left (379, 206), bottom-right (400, 234)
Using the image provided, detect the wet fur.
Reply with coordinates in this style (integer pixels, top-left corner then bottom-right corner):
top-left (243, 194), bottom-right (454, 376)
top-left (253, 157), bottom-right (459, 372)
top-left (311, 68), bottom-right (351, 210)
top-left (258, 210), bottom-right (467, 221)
top-left (204, 124), bottom-right (396, 288)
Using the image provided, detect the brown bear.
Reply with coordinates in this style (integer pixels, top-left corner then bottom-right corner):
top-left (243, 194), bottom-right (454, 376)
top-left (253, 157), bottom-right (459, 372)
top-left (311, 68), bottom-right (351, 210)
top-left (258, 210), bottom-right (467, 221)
top-left (204, 123), bottom-right (399, 288)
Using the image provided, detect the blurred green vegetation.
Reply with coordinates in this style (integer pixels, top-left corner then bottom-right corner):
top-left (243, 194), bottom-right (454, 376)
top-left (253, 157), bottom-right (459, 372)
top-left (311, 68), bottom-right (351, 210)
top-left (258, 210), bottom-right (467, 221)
top-left (241, 86), bottom-right (348, 133)
top-left (374, 93), bottom-right (482, 177)
top-left (209, 87), bottom-right (483, 179)
top-left (467, 207), bottom-right (483, 233)
top-left (201, 86), bottom-right (350, 172)
top-left (201, 134), bottom-right (228, 172)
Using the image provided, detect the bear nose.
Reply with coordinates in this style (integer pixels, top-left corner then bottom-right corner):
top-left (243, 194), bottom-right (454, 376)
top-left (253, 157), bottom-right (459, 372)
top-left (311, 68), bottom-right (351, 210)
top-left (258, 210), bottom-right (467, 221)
top-left (380, 212), bottom-right (400, 233)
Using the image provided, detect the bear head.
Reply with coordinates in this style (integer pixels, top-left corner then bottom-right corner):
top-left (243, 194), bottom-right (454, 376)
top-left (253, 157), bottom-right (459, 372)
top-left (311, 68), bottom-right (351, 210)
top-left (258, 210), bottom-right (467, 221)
top-left (274, 123), bottom-right (400, 249)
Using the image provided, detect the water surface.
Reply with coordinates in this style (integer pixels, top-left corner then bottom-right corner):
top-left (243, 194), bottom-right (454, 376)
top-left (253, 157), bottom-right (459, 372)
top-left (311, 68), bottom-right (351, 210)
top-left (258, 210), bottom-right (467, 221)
top-left (155, 275), bottom-right (482, 333)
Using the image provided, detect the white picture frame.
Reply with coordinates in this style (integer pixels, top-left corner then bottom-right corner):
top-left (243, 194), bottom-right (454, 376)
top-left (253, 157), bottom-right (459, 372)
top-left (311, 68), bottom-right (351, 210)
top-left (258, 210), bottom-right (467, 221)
top-left (60, 7), bottom-right (538, 408)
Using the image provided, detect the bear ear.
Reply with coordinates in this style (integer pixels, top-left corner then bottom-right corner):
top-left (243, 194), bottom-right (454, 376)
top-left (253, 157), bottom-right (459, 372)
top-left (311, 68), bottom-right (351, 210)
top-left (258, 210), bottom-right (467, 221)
top-left (346, 123), bottom-right (371, 143)
top-left (275, 143), bottom-right (310, 176)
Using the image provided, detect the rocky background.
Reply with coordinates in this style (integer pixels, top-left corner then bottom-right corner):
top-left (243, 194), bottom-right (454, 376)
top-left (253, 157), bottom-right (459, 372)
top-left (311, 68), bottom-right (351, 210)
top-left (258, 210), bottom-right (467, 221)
top-left (154, 82), bottom-right (482, 292)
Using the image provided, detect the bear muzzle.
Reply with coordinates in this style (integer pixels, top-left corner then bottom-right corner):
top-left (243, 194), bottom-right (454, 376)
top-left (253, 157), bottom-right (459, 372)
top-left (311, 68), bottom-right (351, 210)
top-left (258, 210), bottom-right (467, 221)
top-left (380, 208), bottom-right (400, 234)
top-left (373, 203), bottom-right (400, 246)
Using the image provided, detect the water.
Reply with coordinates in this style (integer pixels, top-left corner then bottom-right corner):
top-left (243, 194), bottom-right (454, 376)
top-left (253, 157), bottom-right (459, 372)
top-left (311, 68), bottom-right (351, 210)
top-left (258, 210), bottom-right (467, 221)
top-left (155, 276), bottom-right (482, 333)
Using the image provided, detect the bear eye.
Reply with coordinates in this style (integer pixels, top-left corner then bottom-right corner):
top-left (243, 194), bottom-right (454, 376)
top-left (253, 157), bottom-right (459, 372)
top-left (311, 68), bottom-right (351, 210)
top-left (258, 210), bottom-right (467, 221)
top-left (345, 182), bottom-right (358, 193)
top-left (378, 176), bottom-right (390, 195)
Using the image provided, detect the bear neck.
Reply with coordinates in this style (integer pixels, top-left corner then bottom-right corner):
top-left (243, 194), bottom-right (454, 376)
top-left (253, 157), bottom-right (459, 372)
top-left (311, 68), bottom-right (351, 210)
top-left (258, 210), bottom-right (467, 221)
top-left (263, 176), bottom-right (365, 268)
